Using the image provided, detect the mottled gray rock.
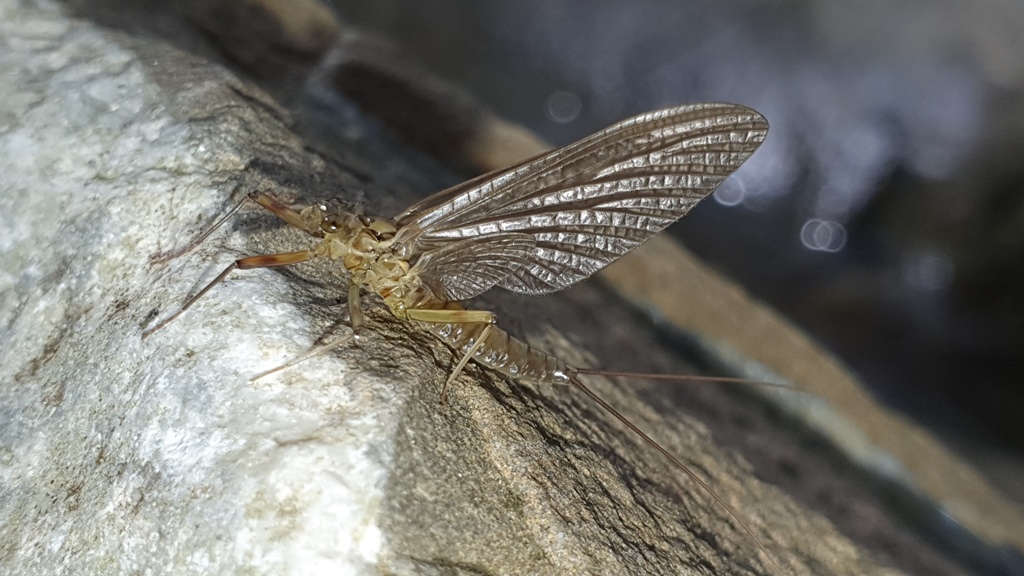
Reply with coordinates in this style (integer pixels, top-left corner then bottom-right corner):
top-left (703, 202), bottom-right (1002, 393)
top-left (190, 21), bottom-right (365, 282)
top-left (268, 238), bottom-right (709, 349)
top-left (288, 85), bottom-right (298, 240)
top-left (0, 4), bottom-right (392, 574)
top-left (0, 3), bottom-right (894, 575)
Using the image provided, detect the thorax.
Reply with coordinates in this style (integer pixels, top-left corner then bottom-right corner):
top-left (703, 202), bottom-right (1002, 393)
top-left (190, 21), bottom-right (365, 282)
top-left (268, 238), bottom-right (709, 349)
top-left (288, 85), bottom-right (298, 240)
top-left (316, 215), bottom-right (434, 318)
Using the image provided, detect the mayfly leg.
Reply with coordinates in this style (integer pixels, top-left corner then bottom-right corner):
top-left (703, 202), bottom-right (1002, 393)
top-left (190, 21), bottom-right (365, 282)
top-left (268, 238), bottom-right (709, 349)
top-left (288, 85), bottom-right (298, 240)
top-left (150, 194), bottom-right (253, 264)
top-left (250, 283), bottom-right (366, 381)
top-left (250, 331), bottom-right (358, 381)
top-left (144, 191), bottom-right (324, 338)
top-left (151, 191), bottom-right (316, 264)
top-left (403, 307), bottom-right (497, 403)
top-left (142, 250), bottom-right (315, 339)
top-left (440, 324), bottom-right (493, 402)
top-left (248, 302), bottom-right (497, 389)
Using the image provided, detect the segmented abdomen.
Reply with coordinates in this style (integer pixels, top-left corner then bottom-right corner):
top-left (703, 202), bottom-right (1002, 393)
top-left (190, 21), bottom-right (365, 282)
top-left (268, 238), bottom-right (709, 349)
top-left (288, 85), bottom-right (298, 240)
top-left (424, 321), bottom-right (573, 386)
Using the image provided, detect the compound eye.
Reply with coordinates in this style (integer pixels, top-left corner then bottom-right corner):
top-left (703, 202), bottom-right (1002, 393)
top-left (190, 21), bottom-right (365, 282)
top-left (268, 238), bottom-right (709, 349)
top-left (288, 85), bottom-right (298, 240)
top-left (320, 215), bottom-right (344, 233)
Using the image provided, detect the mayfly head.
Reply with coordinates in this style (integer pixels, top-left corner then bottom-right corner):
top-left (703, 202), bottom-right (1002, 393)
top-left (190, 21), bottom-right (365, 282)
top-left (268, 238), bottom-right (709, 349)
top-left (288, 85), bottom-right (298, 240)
top-left (304, 201), bottom-right (402, 273)
top-left (315, 207), bottom-right (364, 238)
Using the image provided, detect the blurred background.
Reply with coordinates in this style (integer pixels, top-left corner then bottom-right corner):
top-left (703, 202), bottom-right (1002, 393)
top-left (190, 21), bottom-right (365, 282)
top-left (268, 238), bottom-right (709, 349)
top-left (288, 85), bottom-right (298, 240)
top-left (324, 0), bottom-right (1024, 506)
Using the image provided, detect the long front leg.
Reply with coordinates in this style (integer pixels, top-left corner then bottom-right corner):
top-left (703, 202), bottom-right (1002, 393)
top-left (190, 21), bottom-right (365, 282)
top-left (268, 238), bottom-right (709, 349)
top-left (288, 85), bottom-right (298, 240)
top-left (248, 191), bottom-right (318, 233)
top-left (143, 249), bottom-right (315, 338)
top-left (150, 194), bottom-right (253, 264)
top-left (151, 191), bottom-right (316, 265)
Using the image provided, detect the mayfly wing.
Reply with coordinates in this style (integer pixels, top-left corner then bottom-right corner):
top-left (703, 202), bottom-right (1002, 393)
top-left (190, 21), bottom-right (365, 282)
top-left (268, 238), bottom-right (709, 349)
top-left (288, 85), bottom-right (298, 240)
top-left (411, 233), bottom-right (537, 301)
top-left (392, 102), bottom-right (767, 299)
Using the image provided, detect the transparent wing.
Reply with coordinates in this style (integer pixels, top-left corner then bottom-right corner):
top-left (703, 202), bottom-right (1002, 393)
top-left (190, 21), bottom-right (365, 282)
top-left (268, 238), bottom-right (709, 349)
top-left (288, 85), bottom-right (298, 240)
top-left (412, 234), bottom-right (537, 302)
top-left (395, 102), bottom-right (768, 297)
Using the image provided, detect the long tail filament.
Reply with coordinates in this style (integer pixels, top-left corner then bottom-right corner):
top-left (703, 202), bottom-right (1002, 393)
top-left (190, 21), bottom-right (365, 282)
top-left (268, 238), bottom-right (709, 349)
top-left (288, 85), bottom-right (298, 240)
top-left (569, 375), bottom-right (781, 574)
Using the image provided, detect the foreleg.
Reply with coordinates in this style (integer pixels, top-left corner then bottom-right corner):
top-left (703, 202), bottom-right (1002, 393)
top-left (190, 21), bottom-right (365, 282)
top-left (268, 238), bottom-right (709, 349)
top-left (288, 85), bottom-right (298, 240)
top-left (143, 250), bottom-right (314, 338)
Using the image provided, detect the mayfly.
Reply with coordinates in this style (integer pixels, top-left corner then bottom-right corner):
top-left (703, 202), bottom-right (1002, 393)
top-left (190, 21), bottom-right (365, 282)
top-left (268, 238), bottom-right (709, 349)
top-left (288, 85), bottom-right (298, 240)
top-left (144, 102), bottom-right (774, 571)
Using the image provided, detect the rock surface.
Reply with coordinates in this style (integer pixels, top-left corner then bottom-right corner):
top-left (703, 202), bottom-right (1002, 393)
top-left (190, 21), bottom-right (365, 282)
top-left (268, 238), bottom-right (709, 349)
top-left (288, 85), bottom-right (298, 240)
top-left (0, 4), bottom-right (388, 573)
